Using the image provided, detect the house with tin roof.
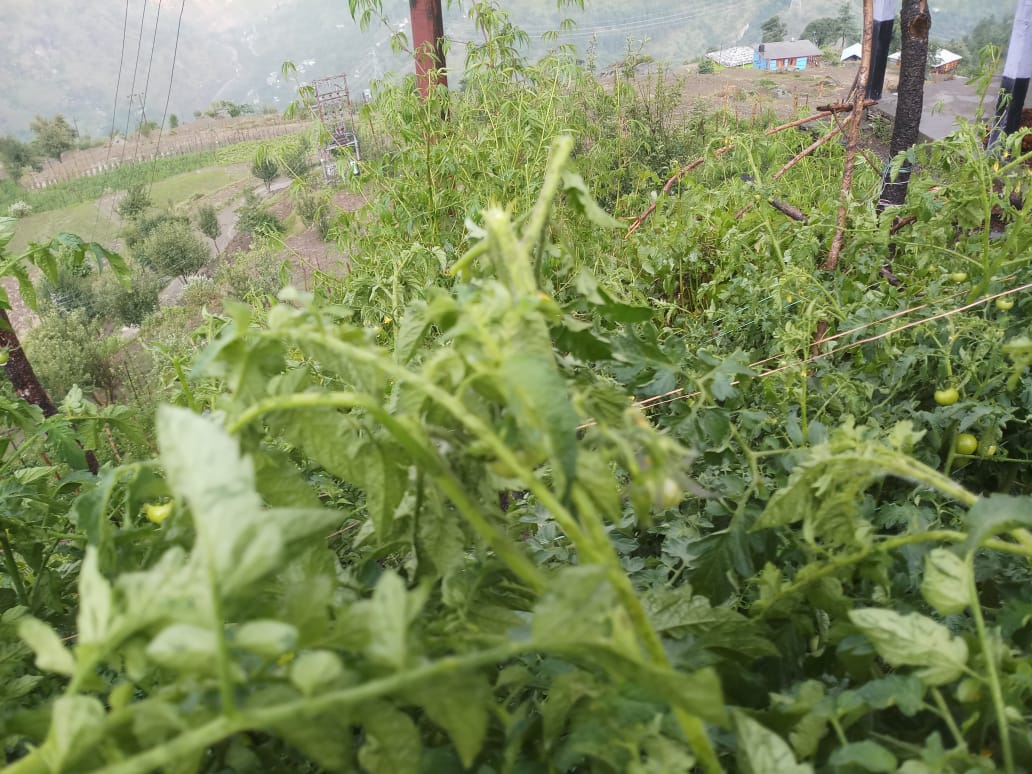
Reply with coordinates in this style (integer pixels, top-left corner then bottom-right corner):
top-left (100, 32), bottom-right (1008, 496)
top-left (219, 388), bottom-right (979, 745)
top-left (754, 40), bottom-right (824, 71)
top-left (888, 48), bottom-right (963, 74)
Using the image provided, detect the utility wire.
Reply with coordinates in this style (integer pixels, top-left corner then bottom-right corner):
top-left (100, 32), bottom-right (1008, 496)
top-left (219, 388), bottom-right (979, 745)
top-left (118, 0), bottom-right (151, 171)
top-left (90, 0), bottom-right (132, 242)
top-left (147, 0), bottom-right (187, 193)
top-left (132, 0), bottom-right (164, 164)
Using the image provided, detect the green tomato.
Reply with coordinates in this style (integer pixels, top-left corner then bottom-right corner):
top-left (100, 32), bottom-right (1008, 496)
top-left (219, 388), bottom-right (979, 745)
top-left (657, 478), bottom-right (683, 508)
top-left (955, 433), bottom-right (978, 455)
top-left (0, 348), bottom-right (8, 366)
top-left (934, 387), bottom-right (959, 406)
top-left (996, 297), bottom-right (1015, 311)
top-left (950, 272), bottom-right (968, 283)
top-left (979, 442), bottom-right (998, 458)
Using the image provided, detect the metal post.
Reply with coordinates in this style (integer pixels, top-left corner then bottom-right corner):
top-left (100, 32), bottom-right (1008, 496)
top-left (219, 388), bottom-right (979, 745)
top-left (867, 0), bottom-right (898, 99)
top-left (410, 0), bottom-right (447, 100)
top-left (989, 0), bottom-right (1032, 148)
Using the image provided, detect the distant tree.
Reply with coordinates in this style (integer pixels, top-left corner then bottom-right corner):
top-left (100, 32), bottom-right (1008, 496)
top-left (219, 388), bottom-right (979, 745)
top-left (802, 17), bottom-right (842, 47)
top-left (168, 114), bottom-right (180, 130)
top-left (197, 205), bottom-right (222, 255)
top-left (29, 114), bottom-right (78, 161)
top-left (834, 2), bottom-right (859, 47)
top-left (139, 220), bottom-right (210, 281)
top-left (252, 154), bottom-right (279, 192)
top-left (761, 15), bottom-right (788, 43)
top-left (116, 184), bottom-right (153, 221)
top-left (0, 136), bottom-right (42, 181)
top-left (697, 56), bottom-right (715, 74)
top-left (281, 137), bottom-right (312, 178)
top-left (137, 120), bottom-right (160, 138)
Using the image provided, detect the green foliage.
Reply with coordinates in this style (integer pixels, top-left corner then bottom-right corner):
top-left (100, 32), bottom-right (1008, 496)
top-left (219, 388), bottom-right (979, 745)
top-left (91, 267), bottom-right (162, 326)
top-left (235, 193), bottom-right (284, 237)
top-left (196, 204), bottom-right (221, 252)
top-left (251, 152), bottom-right (279, 191)
top-left (761, 15), bottom-right (787, 43)
top-left (168, 114), bottom-right (179, 130)
top-left (2, 11), bottom-right (1032, 773)
top-left (29, 114), bottom-right (78, 161)
top-left (24, 309), bottom-right (118, 399)
top-left (115, 184), bottom-right (152, 221)
top-left (213, 244), bottom-right (286, 301)
top-left (0, 150), bottom-right (215, 215)
top-left (0, 136), bottom-right (41, 182)
top-left (137, 219), bottom-right (210, 280)
top-left (697, 56), bottom-right (715, 75)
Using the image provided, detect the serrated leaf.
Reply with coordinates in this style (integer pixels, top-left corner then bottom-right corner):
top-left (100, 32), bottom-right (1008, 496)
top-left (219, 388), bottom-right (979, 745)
top-left (500, 351), bottom-right (578, 495)
top-left (849, 608), bottom-right (968, 686)
top-left (532, 565), bottom-right (617, 648)
top-left (157, 406), bottom-right (283, 594)
top-left (358, 702), bottom-right (421, 774)
top-left (734, 711), bottom-right (813, 774)
top-left (409, 672), bottom-right (491, 767)
top-left (561, 170), bottom-right (623, 229)
top-left (18, 617), bottom-right (76, 676)
top-left (921, 549), bottom-right (972, 616)
top-left (40, 695), bottom-right (106, 771)
top-left (964, 494), bottom-right (1032, 550)
top-left (364, 571), bottom-right (426, 670)
top-left (828, 741), bottom-right (897, 772)
top-left (146, 624), bottom-right (218, 672)
top-left (232, 620), bottom-right (298, 658)
top-left (290, 650), bottom-right (344, 697)
top-left (77, 547), bottom-right (112, 645)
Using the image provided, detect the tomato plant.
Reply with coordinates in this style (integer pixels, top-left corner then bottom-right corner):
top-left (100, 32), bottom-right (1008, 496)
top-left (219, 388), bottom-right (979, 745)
top-left (2, 11), bottom-right (1032, 773)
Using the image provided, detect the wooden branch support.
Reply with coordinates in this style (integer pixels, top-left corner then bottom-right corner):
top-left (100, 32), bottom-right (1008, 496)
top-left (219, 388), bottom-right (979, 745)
top-left (824, 0), bottom-right (875, 271)
top-left (770, 199), bottom-right (809, 223)
top-left (625, 100), bottom-right (878, 238)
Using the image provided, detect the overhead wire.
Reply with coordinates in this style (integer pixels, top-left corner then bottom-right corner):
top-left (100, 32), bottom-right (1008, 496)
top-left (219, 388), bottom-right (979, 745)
top-left (147, 0), bottom-right (188, 195)
top-left (89, 0), bottom-right (132, 242)
top-left (117, 0), bottom-right (151, 171)
top-left (131, 0), bottom-right (164, 165)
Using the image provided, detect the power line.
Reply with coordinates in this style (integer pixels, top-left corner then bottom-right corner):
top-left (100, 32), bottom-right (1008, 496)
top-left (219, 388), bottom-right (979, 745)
top-left (148, 0), bottom-right (187, 192)
top-left (90, 0), bottom-right (132, 242)
top-left (118, 0), bottom-right (151, 171)
top-left (132, 0), bottom-right (164, 164)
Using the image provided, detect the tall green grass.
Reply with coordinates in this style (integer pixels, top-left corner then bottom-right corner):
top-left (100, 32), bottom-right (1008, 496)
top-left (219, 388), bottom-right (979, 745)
top-left (0, 151), bottom-right (216, 215)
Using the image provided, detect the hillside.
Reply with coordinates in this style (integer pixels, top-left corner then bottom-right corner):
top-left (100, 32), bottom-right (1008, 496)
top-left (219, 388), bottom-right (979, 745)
top-left (1, 0), bottom-right (1016, 139)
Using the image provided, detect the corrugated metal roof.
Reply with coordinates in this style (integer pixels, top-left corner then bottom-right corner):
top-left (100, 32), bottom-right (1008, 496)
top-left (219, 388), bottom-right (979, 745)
top-left (888, 48), bottom-right (963, 66)
top-left (841, 43), bottom-right (862, 61)
top-left (705, 46), bottom-right (754, 68)
top-left (756, 40), bottom-right (824, 60)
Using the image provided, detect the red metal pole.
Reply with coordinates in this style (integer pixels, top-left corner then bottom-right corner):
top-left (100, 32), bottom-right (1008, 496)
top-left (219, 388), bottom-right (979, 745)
top-left (410, 0), bottom-right (447, 100)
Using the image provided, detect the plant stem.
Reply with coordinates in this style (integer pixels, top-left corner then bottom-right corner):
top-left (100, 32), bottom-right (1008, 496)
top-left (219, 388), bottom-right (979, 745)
top-left (0, 529), bottom-right (29, 607)
top-left (965, 552), bottom-right (1014, 773)
top-left (930, 687), bottom-right (967, 751)
top-left (93, 644), bottom-right (527, 774)
top-left (228, 391), bottom-right (547, 593)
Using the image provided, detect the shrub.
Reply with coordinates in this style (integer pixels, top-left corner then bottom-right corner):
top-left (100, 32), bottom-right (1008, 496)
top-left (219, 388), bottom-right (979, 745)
top-left (236, 196), bottom-right (285, 237)
top-left (92, 267), bottom-right (163, 326)
top-left (179, 276), bottom-right (222, 309)
top-left (24, 309), bottom-right (118, 401)
top-left (251, 154), bottom-right (279, 191)
top-left (138, 220), bottom-right (211, 280)
top-left (215, 244), bottom-right (287, 301)
top-left (197, 204), bottom-right (222, 254)
top-left (697, 57), bottom-right (715, 75)
top-left (168, 114), bottom-right (179, 130)
top-left (116, 184), bottom-right (153, 221)
top-left (7, 200), bottom-right (32, 218)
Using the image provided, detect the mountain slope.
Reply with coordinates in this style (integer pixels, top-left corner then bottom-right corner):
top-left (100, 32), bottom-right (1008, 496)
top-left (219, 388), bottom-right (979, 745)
top-left (1, 0), bottom-right (1013, 139)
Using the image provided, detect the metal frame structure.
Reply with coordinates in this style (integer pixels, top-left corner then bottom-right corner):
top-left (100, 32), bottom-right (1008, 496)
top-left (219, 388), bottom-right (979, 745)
top-left (312, 74), bottom-right (361, 179)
